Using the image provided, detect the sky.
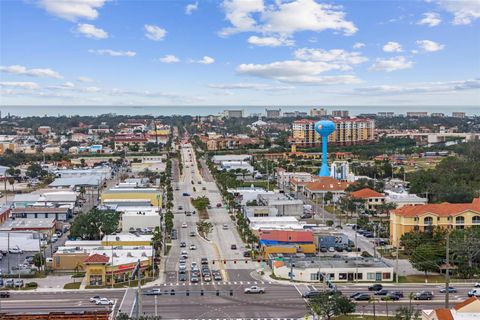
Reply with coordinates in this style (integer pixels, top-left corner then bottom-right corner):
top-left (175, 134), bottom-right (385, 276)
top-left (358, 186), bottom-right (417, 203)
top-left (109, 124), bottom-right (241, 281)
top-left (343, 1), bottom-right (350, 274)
top-left (0, 0), bottom-right (479, 107)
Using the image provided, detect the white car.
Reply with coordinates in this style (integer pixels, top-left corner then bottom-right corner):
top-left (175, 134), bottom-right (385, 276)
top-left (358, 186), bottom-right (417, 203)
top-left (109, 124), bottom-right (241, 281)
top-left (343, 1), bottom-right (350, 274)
top-left (96, 298), bottom-right (114, 305)
top-left (90, 295), bottom-right (101, 303)
top-left (222, 224), bottom-right (229, 230)
top-left (244, 286), bottom-right (265, 294)
top-left (189, 244), bottom-right (196, 250)
top-left (181, 223), bottom-right (188, 228)
top-left (9, 247), bottom-right (23, 254)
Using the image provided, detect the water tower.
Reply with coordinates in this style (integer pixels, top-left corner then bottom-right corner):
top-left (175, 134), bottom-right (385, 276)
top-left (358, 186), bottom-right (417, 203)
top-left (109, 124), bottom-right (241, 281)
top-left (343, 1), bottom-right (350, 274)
top-left (314, 120), bottom-right (336, 177)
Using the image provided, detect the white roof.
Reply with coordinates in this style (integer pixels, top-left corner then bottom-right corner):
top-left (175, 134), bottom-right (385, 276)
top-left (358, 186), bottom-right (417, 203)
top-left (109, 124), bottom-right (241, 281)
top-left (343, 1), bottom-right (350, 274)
top-left (103, 233), bottom-right (153, 243)
top-left (56, 245), bottom-right (152, 267)
top-left (248, 216), bottom-right (299, 223)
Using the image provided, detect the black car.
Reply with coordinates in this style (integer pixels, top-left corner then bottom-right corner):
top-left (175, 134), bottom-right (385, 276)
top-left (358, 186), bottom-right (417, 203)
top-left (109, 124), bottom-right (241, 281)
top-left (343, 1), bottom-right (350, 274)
top-left (243, 251), bottom-right (251, 257)
top-left (390, 291), bottom-right (404, 298)
top-left (382, 293), bottom-right (401, 301)
top-left (414, 291), bottom-right (434, 300)
top-left (350, 292), bottom-right (363, 299)
top-left (201, 258), bottom-right (208, 265)
top-left (180, 242), bottom-right (186, 248)
top-left (178, 273), bottom-right (187, 281)
top-left (354, 293), bottom-right (371, 301)
top-left (303, 290), bottom-right (322, 298)
top-left (0, 292), bottom-right (10, 298)
top-left (231, 244), bottom-right (237, 250)
top-left (374, 289), bottom-right (389, 296)
top-left (368, 284), bottom-right (383, 291)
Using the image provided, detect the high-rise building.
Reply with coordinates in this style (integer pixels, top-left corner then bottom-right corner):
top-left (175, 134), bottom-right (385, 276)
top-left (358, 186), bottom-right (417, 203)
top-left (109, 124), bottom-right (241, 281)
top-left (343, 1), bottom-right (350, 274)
top-left (377, 112), bottom-right (395, 118)
top-left (407, 112), bottom-right (428, 117)
top-left (452, 112), bottom-right (466, 118)
top-left (431, 113), bottom-right (445, 117)
top-left (266, 108), bottom-right (281, 118)
top-left (310, 108), bottom-right (327, 117)
top-left (331, 110), bottom-right (349, 118)
top-left (224, 109), bottom-right (244, 118)
top-left (291, 118), bottom-right (375, 146)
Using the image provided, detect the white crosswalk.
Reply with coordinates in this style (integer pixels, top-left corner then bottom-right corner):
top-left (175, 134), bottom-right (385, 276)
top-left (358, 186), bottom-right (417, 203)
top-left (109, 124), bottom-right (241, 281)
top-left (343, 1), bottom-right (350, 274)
top-left (162, 281), bottom-right (271, 287)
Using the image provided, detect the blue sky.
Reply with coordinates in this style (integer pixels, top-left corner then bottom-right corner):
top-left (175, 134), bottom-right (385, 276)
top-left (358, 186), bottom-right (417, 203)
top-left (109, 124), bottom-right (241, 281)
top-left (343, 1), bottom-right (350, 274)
top-left (0, 0), bottom-right (479, 106)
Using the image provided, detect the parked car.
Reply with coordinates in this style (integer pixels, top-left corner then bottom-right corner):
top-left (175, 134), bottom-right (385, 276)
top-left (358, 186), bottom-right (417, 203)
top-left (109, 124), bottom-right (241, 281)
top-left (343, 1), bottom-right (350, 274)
top-left (201, 257), bottom-right (208, 265)
top-left (216, 203), bottom-right (222, 208)
top-left (14, 279), bottom-right (24, 288)
top-left (9, 247), bottom-right (23, 254)
top-left (320, 247), bottom-right (328, 253)
top-left (222, 224), bottom-right (229, 230)
top-left (0, 292), bottom-right (10, 298)
top-left (244, 286), bottom-right (265, 294)
top-left (374, 289), bottom-right (389, 296)
top-left (191, 276), bottom-right (199, 283)
top-left (5, 279), bottom-right (14, 287)
top-left (231, 244), bottom-right (237, 250)
top-left (243, 251), bottom-right (251, 257)
top-left (190, 231), bottom-right (196, 237)
top-left (468, 289), bottom-right (480, 297)
top-left (181, 223), bottom-right (188, 228)
top-left (178, 273), bottom-right (187, 281)
top-left (368, 284), bottom-right (383, 291)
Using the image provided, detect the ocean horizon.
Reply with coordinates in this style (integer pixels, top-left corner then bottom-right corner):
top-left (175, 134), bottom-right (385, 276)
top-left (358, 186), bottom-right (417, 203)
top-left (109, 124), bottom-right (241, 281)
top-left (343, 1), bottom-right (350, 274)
top-left (1, 105), bottom-right (479, 117)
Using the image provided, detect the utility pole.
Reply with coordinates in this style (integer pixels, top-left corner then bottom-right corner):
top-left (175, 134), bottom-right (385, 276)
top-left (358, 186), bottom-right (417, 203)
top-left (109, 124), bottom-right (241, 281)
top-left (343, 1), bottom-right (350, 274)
top-left (444, 231), bottom-right (450, 308)
top-left (395, 239), bottom-right (399, 283)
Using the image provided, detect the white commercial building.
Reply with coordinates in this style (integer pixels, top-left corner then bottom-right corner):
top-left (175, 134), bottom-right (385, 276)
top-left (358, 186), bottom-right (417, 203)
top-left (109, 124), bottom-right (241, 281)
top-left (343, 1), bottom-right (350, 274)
top-left (272, 256), bottom-right (394, 283)
top-left (385, 191), bottom-right (428, 208)
top-left (120, 208), bottom-right (160, 232)
top-left (228, 186), bottom-right (275, 205)
top-left (258, 193), bottom-right (304, 216)
top-left (248, 216), bottom-right (305, 231)
top-left (243, 206), bottom-right (279, 218)
top-left (212, 154), bottom-right (251, 164)
top-left (0, 231), bottom-right (42, 252)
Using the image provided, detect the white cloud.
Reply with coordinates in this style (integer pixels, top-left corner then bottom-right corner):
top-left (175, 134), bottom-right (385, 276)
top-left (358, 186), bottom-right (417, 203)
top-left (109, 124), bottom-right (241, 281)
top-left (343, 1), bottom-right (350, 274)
top-left (196, 56), bottom-right (215, 64)
top-left (0, 65), bottom-right (63, 79)
top-left (185, 1), bottom-right (198, 15)
top-left (247, 35), bottom-right (294, 47)
top-left (353, 42), bottom-right (365, 49)
top-left (220, 0), bottom-right (357, 37)
top-left (370, 56), bottom-right (413, 72)
top-left (417, 12), bottom-right (442, 26)
top-left (144, 24), bottom-right (167, 41)
top-left (76, 23), bottom-right (108, 39)
top-left (355, 79), bottom-right (480, 95)
top-left (208, 83), bottom-right (294, 91)
top-left (236, 60), bottom-right (361, 85)
top-left (88, 49), bottom-right (136, 57)
top-left (416, 40), bottom-right (445, 52)
top-left (38, 0), bottom-right (108, 21)
top-left (294, 48), bottom-right (368, 66)
top-left (77, 76), bottom-right (94, 82)
top-left (0, 81), bottom-right (40, 89)
top-left (434, 0), bottom-right (480, 25)
top-left (159, 55), bottom-right (180, 63)
top-left (382, 41), bottom-right (403, 53)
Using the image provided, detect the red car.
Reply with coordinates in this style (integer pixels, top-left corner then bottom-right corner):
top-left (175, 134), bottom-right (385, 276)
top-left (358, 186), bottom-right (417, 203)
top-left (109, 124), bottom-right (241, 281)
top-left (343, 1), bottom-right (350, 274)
top-left (216, 203), bottom-right (222, 208)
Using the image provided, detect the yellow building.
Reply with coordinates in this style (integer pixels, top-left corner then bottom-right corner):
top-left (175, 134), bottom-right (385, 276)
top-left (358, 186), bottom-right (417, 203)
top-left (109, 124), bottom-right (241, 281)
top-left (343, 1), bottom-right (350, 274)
top-left (260, 243), bottom-right (316, 259)
top-left (102, 234), bottom-right (153, 246)
top-left (101, 188), bottom-right (162, 206)
top-left (390, 198), bottom-right (480, 246)
top-left (291, 118), bottom-right (376, 146)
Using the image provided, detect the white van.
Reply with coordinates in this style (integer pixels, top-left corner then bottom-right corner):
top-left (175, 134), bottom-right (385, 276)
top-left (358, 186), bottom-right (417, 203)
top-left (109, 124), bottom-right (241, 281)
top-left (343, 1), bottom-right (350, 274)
top-left (468, 289), bottom-right (480, 297)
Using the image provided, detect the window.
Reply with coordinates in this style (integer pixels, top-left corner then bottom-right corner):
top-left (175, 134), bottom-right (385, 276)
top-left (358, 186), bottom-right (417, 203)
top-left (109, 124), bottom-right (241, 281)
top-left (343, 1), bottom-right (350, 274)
top-left (383, 272), bottom-right (391, 280)
top-left (472, 216), bottom-right (480, 224)
top-left (339, 273), bottom-right (347, 280)
top-left (367, 273), bottom-right (376, 280)
top-left (456, 216), bottom-right (465, 229)
top-left (356, 273), bottom-right (363, 280)
top-left (424, 217), bottom-right (433, 225)
top-left (310, 273), bottom-right (319, 281)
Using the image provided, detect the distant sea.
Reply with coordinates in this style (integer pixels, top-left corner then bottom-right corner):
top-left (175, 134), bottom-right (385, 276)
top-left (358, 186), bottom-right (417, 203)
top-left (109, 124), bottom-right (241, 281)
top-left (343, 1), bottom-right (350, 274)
top-left (0, 105), bottom-right (478, 117)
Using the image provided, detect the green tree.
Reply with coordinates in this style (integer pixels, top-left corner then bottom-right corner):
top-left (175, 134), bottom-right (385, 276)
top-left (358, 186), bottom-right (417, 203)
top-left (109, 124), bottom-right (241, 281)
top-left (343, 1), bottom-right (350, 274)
top-left (196, 221), bottom-right (213, 238)
top-left (33, 253), bottom-right (45, 269)
top-left (394, 306), bottom-right (420, 320)
top-left (26, 163), bottom-right (47, 179)
top-left (410, 243), bottom-right (445, 279)
top-left (70, 209), bottom-right (119, 240)
top-left (309, 292), bottom-right (356, 320)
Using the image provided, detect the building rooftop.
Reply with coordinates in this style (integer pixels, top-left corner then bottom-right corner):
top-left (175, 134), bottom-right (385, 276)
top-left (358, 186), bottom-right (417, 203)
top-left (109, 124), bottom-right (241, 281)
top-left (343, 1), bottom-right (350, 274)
top-left (103, 233), bottom-right (153, 243)
top-left (49, 176), bottom-right (103, 187)
top-left (279, 255), bottom-right (392, 269)
top-left (393, 198), bottom-right (480, 217)
top-left (305, 177), bottom-right (350, 192)
top-left (350, 188), bottom-right (384, 199)
top-left (1, 218), bottom-right (55, 230)
top-left (12, 207), bottom-right (69, 213)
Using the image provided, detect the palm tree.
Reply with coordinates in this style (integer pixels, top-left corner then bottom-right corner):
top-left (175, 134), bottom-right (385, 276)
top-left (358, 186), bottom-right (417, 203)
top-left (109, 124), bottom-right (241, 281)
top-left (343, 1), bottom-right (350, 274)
top-left (383, 295), bottom-right (392, 319)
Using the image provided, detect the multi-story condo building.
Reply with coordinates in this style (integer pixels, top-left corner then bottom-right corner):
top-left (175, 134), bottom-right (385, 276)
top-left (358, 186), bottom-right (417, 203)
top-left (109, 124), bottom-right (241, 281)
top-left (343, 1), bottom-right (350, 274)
top-left (310, 108), bottom-right (327, 117)
top-left (390, 198), bottom-right (480, 246)
top-left (407, 112), bottom-right (428, 117)
top-left (291, 118), bottom-right (376, 146)
top-left (224, 109), bottom-right (244, 118)
top-left (452, 112), bottom-right (466, 118)
top-left (266, 108), bottom-right (281, 118)
top-left (331, 110), bottom-right (349, 118)
top-left (377, 112), bottom-right (395, 118)
top-left (431, 113), bottom-right (445, 117)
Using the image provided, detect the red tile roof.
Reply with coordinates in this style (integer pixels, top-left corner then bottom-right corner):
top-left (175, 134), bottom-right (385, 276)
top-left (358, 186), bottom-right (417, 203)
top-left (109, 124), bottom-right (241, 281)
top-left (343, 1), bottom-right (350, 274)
top-left (434, 308), bottom-right (453, 320)
top-left (84, 253), bottom-right (110, 264)
top-left (350, 188), bottom-right (384, 199)
top-left (393, 198), bottom-right (480, 217)
top-left (454, 296), bottom-right (480, 311)
top-left (305, 177), bottom-right (350, 192)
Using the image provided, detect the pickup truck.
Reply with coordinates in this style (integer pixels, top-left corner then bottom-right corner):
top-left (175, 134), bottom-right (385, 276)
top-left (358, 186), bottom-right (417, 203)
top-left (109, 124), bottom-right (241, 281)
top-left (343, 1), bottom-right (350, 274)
top-left (244, 286), bottom-right (265, 294)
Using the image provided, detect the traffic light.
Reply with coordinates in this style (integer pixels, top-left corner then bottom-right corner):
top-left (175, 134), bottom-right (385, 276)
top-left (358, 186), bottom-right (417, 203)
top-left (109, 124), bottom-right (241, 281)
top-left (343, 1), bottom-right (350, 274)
top-left (223, 260), bottom-right (226, 264)
top-left (229, 289), bottom-right (233, 296)
top-left (200, 289), bottom-right (204, 296)
top-left (216, 290), bottom-right (220, 296)
top-left (212, 260), bottom-right (215, 264)
top-left (186, 290), bottom-right (190, 296)
top-left (234, 260), bottom-right (237, 264)
top-left (170, 289), bottom-right (175, 296)
top-left (245, 260), bottom-right (248, 264)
